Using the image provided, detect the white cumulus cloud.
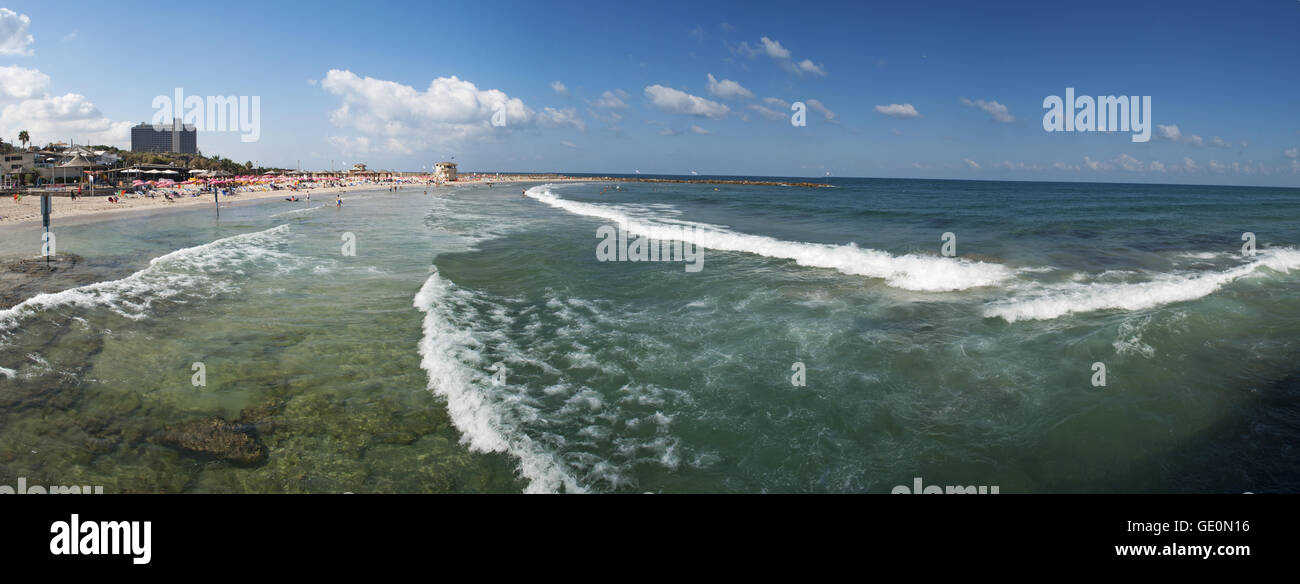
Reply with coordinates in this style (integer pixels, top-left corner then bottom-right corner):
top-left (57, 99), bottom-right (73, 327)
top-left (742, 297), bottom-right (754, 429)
top-left (0, 64), bottom-right (128, 146)
top-left (0, 9), bottom-right (34, 56)
top-left (735, 36), bottom-right (826, 77)
top-left (959, 97), bottom-right (1014, 123)
top-left (795, 59), bottom-right (826, 76)
top-left (592, 89), bottom-right (628, 109)
top-left (747, 104), bottom-right (785, 121)
top-left (806, 99), bottom-right (835, 121)
top-left (706, 73), bottom-right (752, 100)
top-left (762, 97), bottom-right (790, 109)
top-left (1157, 124), bottom-right (1204, 146)
top-left (875, 103), bottom-right (919, 118)
top-left (0, 65), bottom-right (49, 100)
top-left (644, 85), bottom-right (729, 119)
top-left (319, 69), bottom-right (583, 152)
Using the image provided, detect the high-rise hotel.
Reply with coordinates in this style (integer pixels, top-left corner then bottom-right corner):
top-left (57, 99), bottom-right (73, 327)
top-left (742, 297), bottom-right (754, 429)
top-left (130, 118), bottom-right (198, 154)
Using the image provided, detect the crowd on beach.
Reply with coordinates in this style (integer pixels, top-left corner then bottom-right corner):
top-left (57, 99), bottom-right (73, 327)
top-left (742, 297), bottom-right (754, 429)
top-left (1, 171), bottom-right (725, 224)
top-left (0, 173), bottom-right (474, 224)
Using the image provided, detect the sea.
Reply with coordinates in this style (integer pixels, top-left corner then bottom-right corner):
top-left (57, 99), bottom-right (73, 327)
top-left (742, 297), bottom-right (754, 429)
top-left (1, 176), bottom-right (1297, 493)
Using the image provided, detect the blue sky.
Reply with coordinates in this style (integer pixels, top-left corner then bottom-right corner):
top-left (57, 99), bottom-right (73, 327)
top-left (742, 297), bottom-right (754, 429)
top-left (1, 0), bottom-right (1297, 185)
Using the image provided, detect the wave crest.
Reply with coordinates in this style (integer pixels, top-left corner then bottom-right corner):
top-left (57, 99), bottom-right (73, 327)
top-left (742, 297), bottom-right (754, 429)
top-left (525, 185), bottom-right (1013, 292)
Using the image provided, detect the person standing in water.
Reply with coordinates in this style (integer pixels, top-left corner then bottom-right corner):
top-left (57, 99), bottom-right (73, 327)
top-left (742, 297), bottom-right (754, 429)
top-left (336, 193), bottom-right (342, 208)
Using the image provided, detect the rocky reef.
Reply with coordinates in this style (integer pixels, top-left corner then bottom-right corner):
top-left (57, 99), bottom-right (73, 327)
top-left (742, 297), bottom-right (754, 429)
top-left (155, 402), bottom-right (284, 467)
top-left (0, 254), bottom-right (104, 309)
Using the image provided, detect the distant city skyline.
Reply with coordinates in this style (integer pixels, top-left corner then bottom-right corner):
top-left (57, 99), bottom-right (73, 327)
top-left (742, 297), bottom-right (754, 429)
top-left (0, 1), bottom-right (1297, 186)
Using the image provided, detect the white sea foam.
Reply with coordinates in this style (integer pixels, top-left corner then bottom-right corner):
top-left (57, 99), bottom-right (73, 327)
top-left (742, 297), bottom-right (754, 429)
top-left (270, 204), bottom-right (329, 219)
top-left (413, 269), bottom-right (587, 494)
top-left (1179, 251), bottom-right (1228, 260)
top-left (0, 225), bottom-right (296, 374)
top-left (1, 223), bottom-right (292, 346)
top-left (525, 185), bottom-right (1013, 292)
top-left (986, 247), bottom-right (1300, 322)
top-left (1113, 317), bottom-right (1157, 358)
top-left (1, 225), bottom-right (293, 333)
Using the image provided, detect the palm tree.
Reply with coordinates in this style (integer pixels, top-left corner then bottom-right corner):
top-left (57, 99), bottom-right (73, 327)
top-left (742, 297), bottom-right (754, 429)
top-left (17, 130), bottom-right (29, 150)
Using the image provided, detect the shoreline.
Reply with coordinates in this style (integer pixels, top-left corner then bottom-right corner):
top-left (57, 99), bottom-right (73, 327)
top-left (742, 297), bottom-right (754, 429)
top-left (0, 184), bottom-right (355, 230)
top-left (0, 176), bottom-right (829, 230)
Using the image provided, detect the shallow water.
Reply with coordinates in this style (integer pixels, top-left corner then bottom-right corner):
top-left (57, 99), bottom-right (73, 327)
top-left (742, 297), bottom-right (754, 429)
top-left (2, 178), bottom-right (1298, 493)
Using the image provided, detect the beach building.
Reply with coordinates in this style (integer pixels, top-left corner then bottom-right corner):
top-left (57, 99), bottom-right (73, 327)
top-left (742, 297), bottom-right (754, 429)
top-left (2, 151), bottom-right (33, 175)
top-left (131, 118), bottom-right (198, 154)
top-left (1, 151), bottom-right (34, 187)
top-left (434, 162), bottom-right (457, 182)
top-left (348, 163), bottom-right (382, 179)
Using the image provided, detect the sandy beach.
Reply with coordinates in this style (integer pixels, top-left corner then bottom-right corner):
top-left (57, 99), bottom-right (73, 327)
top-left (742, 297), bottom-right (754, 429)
top-left (0, 175), bottom-right (602, 229)
top-left (0, 185), bottom-right (359, 227)
top-left (0, 174), bottom-right (824, 230)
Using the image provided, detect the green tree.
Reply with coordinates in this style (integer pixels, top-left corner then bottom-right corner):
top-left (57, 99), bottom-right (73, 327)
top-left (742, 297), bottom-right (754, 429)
top-left (17, 130), bottom-right (29, 149)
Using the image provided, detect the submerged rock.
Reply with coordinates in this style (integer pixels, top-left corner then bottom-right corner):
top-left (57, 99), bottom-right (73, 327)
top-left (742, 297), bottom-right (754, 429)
top-left (0, 254), bottom-right (102, 309)
top-left (157, 418), bottom-right (268, 466)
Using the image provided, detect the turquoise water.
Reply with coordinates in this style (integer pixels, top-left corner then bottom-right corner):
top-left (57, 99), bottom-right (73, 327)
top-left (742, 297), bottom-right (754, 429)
top-left (2, 178), bottom-right (1299, 493)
